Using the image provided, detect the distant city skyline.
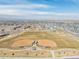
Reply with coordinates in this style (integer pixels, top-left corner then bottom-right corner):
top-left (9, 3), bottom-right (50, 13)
top-left (0, 0), bottom-right (79, 20)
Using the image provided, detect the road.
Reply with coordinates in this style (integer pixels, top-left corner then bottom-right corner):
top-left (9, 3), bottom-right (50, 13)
top-left (0, 57), bottom-right (79, 59)
top-left (0, 57), bottom-right (61, 59)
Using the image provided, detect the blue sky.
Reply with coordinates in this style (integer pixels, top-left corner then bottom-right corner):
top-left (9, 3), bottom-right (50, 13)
top-left (0, 0), bottom-right (79, 20)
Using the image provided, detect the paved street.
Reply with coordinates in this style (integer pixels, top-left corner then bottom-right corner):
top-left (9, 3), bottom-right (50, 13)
top-left (0, 57), bottom-right (79, 59)
top-left (0, 57), bottom-right (60, 59)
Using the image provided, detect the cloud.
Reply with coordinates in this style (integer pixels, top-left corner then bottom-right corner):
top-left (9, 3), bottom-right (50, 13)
top-left (0, 7), bottom-right (79, 17)
top-left (0, 3), bottom-right (78, 20)
top-left (0, 4), bottom-right (54, 16)
top-left (25, 11), bottom-right (79, 16)
top-left (0, 9), bottom-right (79, 20)
top-left (51, 12), bottom-right (79, 16)
top-left (0, 9), bottom-right (23, 16)
top-left (0, 4), bottom-right (51, 9)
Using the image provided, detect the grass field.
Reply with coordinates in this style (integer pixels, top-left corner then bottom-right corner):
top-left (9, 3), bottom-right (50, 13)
top-left (0, 29), bottom-right (79, 49)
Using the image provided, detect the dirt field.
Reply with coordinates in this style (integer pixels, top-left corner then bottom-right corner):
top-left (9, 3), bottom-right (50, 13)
top-left (11, 39), bottom-right (33, 48)
top-left (0, 29), bottom-right (79, 57)
top-left (0, 29), bottom-right (79, 49)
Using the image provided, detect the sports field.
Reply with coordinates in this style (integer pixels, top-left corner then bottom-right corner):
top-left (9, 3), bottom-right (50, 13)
top-left (0, 29), bottom-right (79, 49)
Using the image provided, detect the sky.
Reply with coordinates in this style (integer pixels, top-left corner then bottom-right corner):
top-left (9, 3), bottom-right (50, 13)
top-left (0, 0), bottom-right (79, 20)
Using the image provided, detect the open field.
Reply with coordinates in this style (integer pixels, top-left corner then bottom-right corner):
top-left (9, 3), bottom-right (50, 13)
top-left (0, 29), bottom-right (79, 49)
top-left (0, 29), bottom-right (79, 57)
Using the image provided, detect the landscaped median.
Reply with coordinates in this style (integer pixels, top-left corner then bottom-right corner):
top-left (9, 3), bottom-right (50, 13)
top-left (0, 49), bottom-right (52, 57)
